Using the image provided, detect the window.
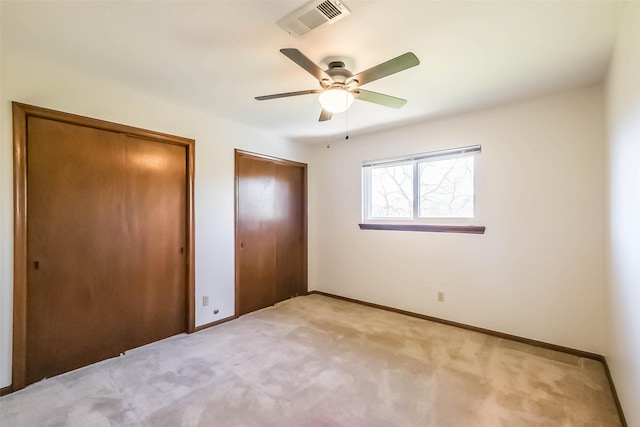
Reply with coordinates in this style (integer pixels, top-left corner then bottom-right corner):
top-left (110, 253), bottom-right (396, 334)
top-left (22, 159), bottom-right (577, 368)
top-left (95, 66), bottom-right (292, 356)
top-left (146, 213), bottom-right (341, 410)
top-left (418, 155), bottom-right (474, 218)
top-left (361, 145), bottom-right (484, 233)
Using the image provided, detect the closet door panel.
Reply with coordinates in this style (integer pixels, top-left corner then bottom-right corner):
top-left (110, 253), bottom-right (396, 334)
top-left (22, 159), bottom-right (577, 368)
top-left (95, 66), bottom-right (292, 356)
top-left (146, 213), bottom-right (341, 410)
top-left (236, 155), bottom-right (277, 316)
top-left (275, 163), bottom-right (305, 302)
top-left (26, 117), bottom-right (127, 384)
top-left (121, 136), bottom-right (188, 349)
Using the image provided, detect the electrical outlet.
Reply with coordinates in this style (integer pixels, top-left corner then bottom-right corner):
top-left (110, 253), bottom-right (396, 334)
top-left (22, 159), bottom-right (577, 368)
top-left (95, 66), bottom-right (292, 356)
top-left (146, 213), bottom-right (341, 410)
top-left (202, 296), bottom-right (209, 306)
top-left (437, 292), bottom-right (445, 302)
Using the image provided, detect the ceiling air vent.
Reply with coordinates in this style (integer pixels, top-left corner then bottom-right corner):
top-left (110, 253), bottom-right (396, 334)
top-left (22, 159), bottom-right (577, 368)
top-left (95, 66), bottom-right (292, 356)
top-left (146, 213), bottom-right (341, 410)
top-left (277, 0), bottom-right (351, 39)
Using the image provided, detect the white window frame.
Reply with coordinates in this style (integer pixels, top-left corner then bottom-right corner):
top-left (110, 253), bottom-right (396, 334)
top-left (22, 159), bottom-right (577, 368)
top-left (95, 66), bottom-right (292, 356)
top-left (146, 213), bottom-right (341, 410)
top-left (362, 145), bottom-right (481, 225)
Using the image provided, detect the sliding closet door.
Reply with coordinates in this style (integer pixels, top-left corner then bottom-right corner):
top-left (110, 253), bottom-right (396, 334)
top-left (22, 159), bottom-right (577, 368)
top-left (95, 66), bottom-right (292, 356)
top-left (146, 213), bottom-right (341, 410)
top-left (236, 155), bottom-right (277, 316)
top-left (121, 136), bottom-right (187, 349)
top-left (26, 117), bottom-right (128, 384)
top-left (235, 151), bottom-right (307, 317)
top-left (15, 103), bottom-right (194, 389)
top-left (274, 163), bottom-right (306, 302)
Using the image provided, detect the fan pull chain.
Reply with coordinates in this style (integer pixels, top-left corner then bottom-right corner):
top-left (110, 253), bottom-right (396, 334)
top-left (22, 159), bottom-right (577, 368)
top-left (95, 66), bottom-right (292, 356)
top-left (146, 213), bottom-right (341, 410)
top-left (345, 102), bottom-right (350, 140)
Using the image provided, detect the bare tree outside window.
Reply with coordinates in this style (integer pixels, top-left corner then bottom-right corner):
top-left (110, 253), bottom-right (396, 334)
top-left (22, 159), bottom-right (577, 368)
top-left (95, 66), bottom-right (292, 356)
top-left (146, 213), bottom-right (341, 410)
top-left (419, 157), bottom-right (474, 218)
top-left (370, 164), bottom-right (413, 217)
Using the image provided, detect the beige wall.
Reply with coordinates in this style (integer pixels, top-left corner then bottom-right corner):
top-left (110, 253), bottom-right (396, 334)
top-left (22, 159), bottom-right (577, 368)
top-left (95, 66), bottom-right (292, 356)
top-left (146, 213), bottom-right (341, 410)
top-left (309, 86), bottom-right (606, 355)
top-left (605, 3), bottom-right (640, 425)
top-left (0, 42), bottom-right (312, 388)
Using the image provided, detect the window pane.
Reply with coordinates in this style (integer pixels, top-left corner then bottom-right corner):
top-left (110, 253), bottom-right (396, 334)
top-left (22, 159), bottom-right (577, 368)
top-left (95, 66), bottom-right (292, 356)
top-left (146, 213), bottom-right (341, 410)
top-left (419, 156), bottom-right (474, 218)
top-left (370, 164), bottom-right (413, 218)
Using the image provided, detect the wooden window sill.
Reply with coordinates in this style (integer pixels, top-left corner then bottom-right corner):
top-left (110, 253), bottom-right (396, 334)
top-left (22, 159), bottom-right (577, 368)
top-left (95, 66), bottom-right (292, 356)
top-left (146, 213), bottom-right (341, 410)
top-left (358, 223), bottom-right (485, 234)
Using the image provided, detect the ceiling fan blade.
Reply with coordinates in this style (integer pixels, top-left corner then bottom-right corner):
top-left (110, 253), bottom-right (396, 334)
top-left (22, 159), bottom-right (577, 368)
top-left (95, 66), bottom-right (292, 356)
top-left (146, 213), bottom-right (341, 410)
top-left (255, 89), bottom-right (322, 101)
top-left (350, 52), bottom-right (420, 87)
top-left (319, 109), bottom-right (333, 122)
top-left (353, 89), bottom-right (407, 109)
top-left (280, 48), bottom-right (331, 82)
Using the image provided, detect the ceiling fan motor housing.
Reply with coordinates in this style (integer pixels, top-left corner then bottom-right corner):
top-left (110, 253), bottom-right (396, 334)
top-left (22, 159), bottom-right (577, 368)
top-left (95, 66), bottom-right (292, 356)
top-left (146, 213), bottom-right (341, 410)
top-left (324, 61), bottom-right (354, 87)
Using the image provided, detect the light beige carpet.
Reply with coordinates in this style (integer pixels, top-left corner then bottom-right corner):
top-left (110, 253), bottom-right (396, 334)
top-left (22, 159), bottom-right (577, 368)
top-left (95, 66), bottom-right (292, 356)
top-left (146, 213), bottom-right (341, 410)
top-left (0, 294), bottom-right (622, 426)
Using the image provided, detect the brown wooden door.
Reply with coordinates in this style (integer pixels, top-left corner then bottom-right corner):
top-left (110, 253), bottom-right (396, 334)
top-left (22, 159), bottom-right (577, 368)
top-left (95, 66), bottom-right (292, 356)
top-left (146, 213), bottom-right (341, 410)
top-left (235, 151), bottom-right (307, 317)
top-left (25, 117), bottom-right (187, 385)
top-left (26, 118), bottom-right (128, 384)
top-left (121, 136), bottom-right (188, 349)
top-left (274, 163), bottom-right (305, 302)
top-left (236, 155), bottom-right (277, 316)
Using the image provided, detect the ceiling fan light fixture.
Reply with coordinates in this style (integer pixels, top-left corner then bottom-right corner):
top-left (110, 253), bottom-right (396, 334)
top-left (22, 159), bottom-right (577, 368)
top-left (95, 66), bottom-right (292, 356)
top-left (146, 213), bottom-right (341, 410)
top-left (319, 87), bottom-right (354, 113)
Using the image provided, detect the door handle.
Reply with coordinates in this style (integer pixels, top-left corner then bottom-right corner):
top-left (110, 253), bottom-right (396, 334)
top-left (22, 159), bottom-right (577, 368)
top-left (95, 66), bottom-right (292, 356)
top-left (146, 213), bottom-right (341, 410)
top-left (240, 242), bottom-right (244, 249)
top-left (34, 261), bottom-right (39, 270)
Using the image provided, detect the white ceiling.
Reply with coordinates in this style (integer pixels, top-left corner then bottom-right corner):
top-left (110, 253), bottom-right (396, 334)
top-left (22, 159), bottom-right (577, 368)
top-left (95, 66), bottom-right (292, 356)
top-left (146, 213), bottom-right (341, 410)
top-left (2, 1), bottom-right (626, 143)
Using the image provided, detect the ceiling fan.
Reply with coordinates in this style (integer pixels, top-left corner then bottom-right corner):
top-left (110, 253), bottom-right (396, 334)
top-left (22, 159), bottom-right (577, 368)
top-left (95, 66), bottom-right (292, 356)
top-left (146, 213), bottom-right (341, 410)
top-left (255, 48), bottom-right (420, 122)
